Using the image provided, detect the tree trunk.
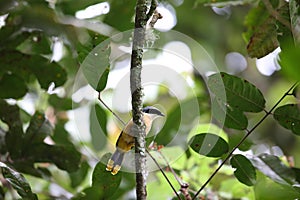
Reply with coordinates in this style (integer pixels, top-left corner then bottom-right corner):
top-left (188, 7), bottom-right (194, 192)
top-left (130, 0), bottom-right (152, 199)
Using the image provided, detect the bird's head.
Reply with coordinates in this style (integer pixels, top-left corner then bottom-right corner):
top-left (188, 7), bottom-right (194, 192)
top-left (142, 106), bottom-right (165, 119)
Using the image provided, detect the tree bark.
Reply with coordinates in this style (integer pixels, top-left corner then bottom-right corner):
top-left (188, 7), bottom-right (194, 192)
top-left (130, 0), bottom-right (150, 199)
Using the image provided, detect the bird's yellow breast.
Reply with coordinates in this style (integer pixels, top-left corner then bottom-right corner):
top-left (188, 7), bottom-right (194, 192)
top-left (116, 115), bottom-right (153, 152)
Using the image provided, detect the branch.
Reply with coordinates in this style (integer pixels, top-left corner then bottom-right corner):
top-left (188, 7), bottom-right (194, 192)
top-left (131, 0), bottom-right (157, 199)
top-left (146, 0), bottom-right (158, 21)
top-left (157, 150), bottom-right (192, 200)
top-left (192, 82), bottom-right (299, 200)
top-left (98, 93), bottom-right (126, 126)
top-left (146, 149), bottom-right (183, 200)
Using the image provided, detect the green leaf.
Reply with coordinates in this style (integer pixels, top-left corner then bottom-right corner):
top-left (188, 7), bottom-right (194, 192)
top-left (89, 104), bottom-right (107, 151)
top-left (231, 154), bottom-right (256, 186)
top-left (0, 127), bottom-right (6, 154)
top-left (0, 100), bottom-right (23, 158)
top-left (20, 108), bottom-right (32, 124)
top-left (17, 31), bottom-right (52, 55)
top-left (189, 123), bottom-right (228, 141)
top-left (208, 72), bottom-right (266, 112)
top-left (293, 184), bottom-right (300, 194)
top-left (292, 85), bottom-right (300, 99)
top-left (0, 185), bottom-right (4, 199)
top-left (103, 0), bottom-right (136, 31)
top-left (290, 0), bottom-right (300, 44)
top-left (155, 97), bottom-right (201, 147)
top-left (77, 32), bottom-right (108, 64)
top-left (24, 112), bottom-right (53, 144)
top-left (251, 153), bottom-right (296, 185)
top-left (246, 17), bottom-right (278, 58)
top-left (0, 26), bottom-right (31, 51)
top-left (243, 0), bottom-right (280, 58)
top-left (188, 133), bottom-right (229, 157)
top-left (97, 66), bottom-right (110, 92)
top-left (70, 161), bottom-right (90, 188)
top-left (254, 172), bottom-right (300, 199)
top-left (92, 153), bottom-right (122, 198)
top-left (10, 3), bottom-right (78, 46)
top-left (279, 46), bottom-right (300, 81)
top-left (29, 56), bottom-right (67, 89)
top-left (81, 39), bottom-right (110, 91)
top-left (0, 51), bottom-right (31, 81)
top-left (292, 167), bottom-right (300, 183)
top-left (57, 0), bottom-right (106, 15)
top-left (13, 162), bottom-right (51, 179)
top-left (25, 143), bottom-right (81, 172)
top-left (276, 2), bottom-right (294, 50)
top-left (154, 100), bottom-right (180, 145)
top-left (212, 98), bottom-right (248, 130)
top-left (0, 51), bottom-right (67, 89)
top-left (219, 178), bottom-right (255, 199)
top-left (72, 187), bottom-right (103, 200)
top-left (148, 170), bottom-right (183, 200)
top-left (228, 133), bottom-right (253, 151)
top-left (16, 5), bottom-right (65, 37)
top-left (0, 100), bottom-right (22, 131)
top-left (0, 0), bottom-right (18, 15)
top-left (48, 94), bottom-right (75, 110)
top-left (52, 121), bottom-right (73, 145)
top-left (0, 162), bottom-right (38, 200)
top-left (243, 1), bottom-right (273, 41)
top-left (273, 104), bottom-right (300, 135)
top-left (0, 73), bottom-right (28, 99)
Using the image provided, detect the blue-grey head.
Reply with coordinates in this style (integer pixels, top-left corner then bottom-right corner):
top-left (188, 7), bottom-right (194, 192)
top-left (142, 106), bottom-right (165, 117)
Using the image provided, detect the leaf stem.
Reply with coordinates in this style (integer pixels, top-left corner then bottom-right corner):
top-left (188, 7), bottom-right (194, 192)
top-left (98, 92), bottom-right (126, 126)
top-left (192, 82), bottom-right (298, 200)
top-left (157, 150), bottom-right (192, 200)
top-left (146, 149), bottom-right (183, 200)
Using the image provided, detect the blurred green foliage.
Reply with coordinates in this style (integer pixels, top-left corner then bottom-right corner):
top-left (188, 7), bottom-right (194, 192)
top-left (0, 0), bottom-right (300, 199)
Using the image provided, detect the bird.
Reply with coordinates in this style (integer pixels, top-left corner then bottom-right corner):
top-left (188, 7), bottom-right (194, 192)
top-left (106, 106), bottom-right (164, 175)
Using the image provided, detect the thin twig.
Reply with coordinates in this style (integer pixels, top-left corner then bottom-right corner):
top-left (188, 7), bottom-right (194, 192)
top-left (98, 92), bottom-right (126, 126)
top-left (158, 151), bottom-right (185, 186)
top-left (157, 150), bottom-right (192, 200)
top-left (146, 149), bottom-right (183, 200)
top-left (192, 82), bottom-right (299, 200)
top-left (146, 0), bottom-right (158, 21)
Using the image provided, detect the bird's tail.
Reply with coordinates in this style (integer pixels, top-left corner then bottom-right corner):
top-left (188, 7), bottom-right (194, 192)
top-left (106, 148), bottom-right (125, 175)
